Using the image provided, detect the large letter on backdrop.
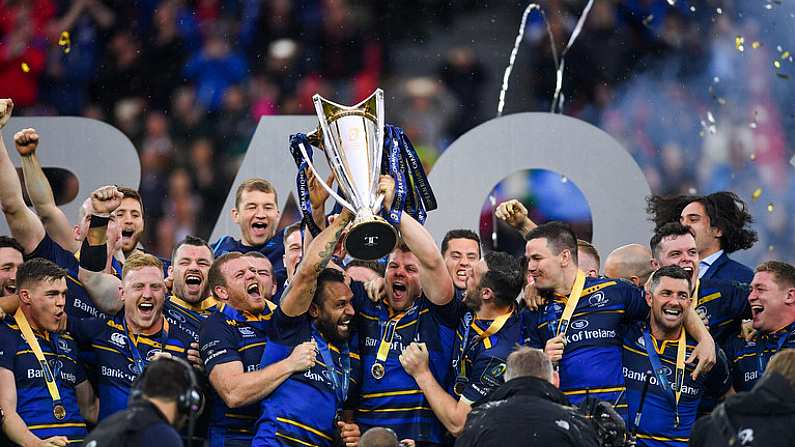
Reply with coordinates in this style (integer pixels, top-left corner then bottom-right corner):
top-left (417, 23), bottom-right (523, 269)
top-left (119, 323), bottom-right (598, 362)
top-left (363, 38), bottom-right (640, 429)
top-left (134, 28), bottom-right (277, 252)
top-left (0, 117), bottom-right (140, 235)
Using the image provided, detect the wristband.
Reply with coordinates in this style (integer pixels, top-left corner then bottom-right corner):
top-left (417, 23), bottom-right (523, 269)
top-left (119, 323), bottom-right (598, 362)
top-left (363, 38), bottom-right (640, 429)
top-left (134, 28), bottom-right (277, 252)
top-left (89, 215), bottom-right (111, 228)
top-left (79, 238), bottom-right (107, 272)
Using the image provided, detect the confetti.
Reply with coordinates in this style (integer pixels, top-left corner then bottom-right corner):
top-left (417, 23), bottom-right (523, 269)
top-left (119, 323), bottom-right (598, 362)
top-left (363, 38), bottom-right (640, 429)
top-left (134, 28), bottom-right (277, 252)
top-left (752, 188), bottom-right (763, 201)
top-left (688, 187), bottom-right (697, 195)
top-left (750, 121), bottom-right (757, 128)
top-left (752, 41), bottom-right (761, 49)
top-left (765, 3), bottom-right (772, 10)
top-left (750, 153), bottom-right (757, 161)
top-left (561, 176), bottom-right (568, 183)
top-left (642, 15), bottom-right (654, 27)
top-left (774, 60), bottom-right (782, 69)
top-left (666, 0), bottom-right (675, 5)
top-left (713, 76), bottom-right (720, 83)
top-left (790, 153), bottom-right (795, 167)
top-left (707, 111), bottom-right (715, 123)
top-left (768, 245), bottom-right (775, 252)
top-left (767, 203), bottom-right (775, 213)
top-left (690, 6), bottom-right (695, 12)
top-left (58, 31), bottom-right (71, 54)
top-left (781, 50), bottom-right (790, 59)
top-left (20, 62), bottom-right (29, 72)
top-left (736, 36), bottom-right (745, 52)
top-left (716, 7), bottom-right (723, 14)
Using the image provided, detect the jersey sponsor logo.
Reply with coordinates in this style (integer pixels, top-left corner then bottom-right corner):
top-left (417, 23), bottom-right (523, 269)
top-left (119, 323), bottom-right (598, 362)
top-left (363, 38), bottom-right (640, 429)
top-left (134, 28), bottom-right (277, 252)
top-left (102, 365), bottom-right (136, 381)
top-left (238, 327), bottom-right (256, 338)
top-left (305, 369), bottom-right (329, 384)
top-left (565, 328), bottom-right (616, 343)
top-left (203, 348), bottom-right (227, 365)
top-left (623, 367), bottom-right (698, 397)
top-left (145, 349), bottom-right (162, 361)
top-left (167, 308), bottom-right (187, 324)
top-left (744, 370), bottom-right (759, 383)
top-left (110, 332), bottom-right (127, 348)
top-left (588, 292), bottom-right (608, 308)
top-left (570, 319), bottom-right (589, 330)
top-left (246, 364), bottom-right (261, 372)
top-left (72, 298), bottom-right (105, 319)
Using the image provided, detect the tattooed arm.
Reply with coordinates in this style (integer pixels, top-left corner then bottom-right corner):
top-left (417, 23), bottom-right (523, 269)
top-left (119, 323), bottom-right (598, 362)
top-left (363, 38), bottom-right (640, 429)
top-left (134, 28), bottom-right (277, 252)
top-left (279, 209), bottom-right (354, 317)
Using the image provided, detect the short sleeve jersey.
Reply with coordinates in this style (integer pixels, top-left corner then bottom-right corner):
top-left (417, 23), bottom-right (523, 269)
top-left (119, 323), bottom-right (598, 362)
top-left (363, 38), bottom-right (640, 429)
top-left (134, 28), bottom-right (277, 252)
top-left (0, 317), bottom-right (88, 443)
top-left (724, 321), bottom-right (795, 392)
top-left (30, 234), bottom-right (120, 320)
top-left (68, 313), bottom-right (194, 420)
top-left (622, 322), bottom-right (730, 447)
top-left (211, 231), bottom-right (287, 301)
top-left (522, 277), bottom-right (649, 410)
top-left (352, 285), bottom-right (457, 444)
top-left (253, 308), bottom-right (361, 447)
top-left (199, 301), bottom-right (276, 446)
top-left (693, 279), bottom-right (751, 349)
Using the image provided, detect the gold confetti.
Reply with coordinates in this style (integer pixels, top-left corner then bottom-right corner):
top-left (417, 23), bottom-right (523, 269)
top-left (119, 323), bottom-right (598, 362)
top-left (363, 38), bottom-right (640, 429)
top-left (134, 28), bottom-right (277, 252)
top-left (752, 188), bottom-right (763, 201)
top-left (752, 41), bottom-right (761, 49)
top-left (736, 36), bottom-right (745, 52)
top-left (767, 203), bottom-right (775, 213)
top-left (774, 60), bottom-right (782, 69)
top-left (21, 62), bottom-right (29, 72)
top-left (58, 31), bottom-right (71, 54)
top-left (782, 50), bottom-right (791, 59)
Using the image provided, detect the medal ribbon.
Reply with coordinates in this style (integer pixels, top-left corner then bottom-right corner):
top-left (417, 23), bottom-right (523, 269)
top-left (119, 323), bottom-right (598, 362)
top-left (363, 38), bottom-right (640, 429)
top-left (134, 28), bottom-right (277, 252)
top-left (756, 324), bottom-right (793, 375)
top-left (454, 308), bottom-right (514, 385)
top-left (642, 326), bottom-right (687, 428)
top-left (312, 324), bottom-right (351, 403)
top-left (13, 309), bottom-right (64, 415)
top-left (122, 316), bottom-right (169, 376)
top-left (289, 133), bottom-right (323, 237)
top-left (555, 270), bottom-right (587, 337)
top-left (372, 305), bottom-right (417, 375)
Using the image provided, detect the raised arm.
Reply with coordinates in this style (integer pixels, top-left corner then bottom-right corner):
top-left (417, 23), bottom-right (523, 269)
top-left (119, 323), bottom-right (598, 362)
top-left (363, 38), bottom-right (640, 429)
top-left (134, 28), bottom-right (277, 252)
top-left (280, 209), bottom-right (354, 317)
top-left (398, 213), bottom-right (454, 306)
top-left (0, 100), bottom-right (45, 255)
top-left (495, 199), bottom-right (537, 237)
top-left (16, 128), bottom-right (77, 252)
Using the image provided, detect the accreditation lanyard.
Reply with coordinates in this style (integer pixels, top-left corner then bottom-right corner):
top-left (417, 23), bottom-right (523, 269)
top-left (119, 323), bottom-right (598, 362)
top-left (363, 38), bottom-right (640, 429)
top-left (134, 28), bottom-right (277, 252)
top-left (373, 304), bottom-right (417, 375)
top-left (642, 327), bottom-right (687, 428)
top-left (14, 309), bottom-right (65, 418)
top-left (554, 270), bottom-right (587, 337)
top-left (312, 324), bottom-right (351, 404)
top-left (123, 317), bottom-right (169, 376)
top-left (756, 325), bottom-right (793, 375)
top-left (455, 308), bottom-right (513, 380)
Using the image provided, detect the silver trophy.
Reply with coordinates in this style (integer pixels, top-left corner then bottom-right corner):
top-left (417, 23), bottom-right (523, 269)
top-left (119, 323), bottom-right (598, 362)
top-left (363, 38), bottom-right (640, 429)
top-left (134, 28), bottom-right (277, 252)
top-left (297, 89), bottom-right (398, 260)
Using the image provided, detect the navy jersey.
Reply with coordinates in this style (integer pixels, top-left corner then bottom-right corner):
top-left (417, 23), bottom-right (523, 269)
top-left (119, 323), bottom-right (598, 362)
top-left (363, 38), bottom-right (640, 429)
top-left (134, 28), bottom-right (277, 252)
top-left (693, 279), bottom-right (750, 349)
top-left (164, 295), bottom-right (218, 342)
top-left (523, 277), bottom-right (649, 410)
top-left (211, 231), bottom-right (287, 301)
top-left (0, 318), bottom-right (88, 444)
top-left (253, 308), bottom-right (361, 447)
top-left (200, 301), bottom-right (276, 447)
top-left (352, 287), bottom-right (457, 444)
top-left (724, 321), bottom-right (795, 392)
top-left (30, 234), bottom-right (120, 320)
top-left (68, 313), bottom-right (194, 420)
top-left (449, 301), bottom-right (525, 404)
top-left (622, 323), bottom-right (730, 447)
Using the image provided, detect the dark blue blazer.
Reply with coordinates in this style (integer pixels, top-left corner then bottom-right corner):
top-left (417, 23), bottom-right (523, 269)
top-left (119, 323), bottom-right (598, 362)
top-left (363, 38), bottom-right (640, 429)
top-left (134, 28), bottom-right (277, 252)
top-left (701, 252), bottom-right (754, 284)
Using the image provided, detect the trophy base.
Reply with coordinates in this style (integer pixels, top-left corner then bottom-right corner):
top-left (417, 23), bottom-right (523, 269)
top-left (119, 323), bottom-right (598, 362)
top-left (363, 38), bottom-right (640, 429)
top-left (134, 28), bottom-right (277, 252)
top-left (345, 215), bottom-right (398, 260)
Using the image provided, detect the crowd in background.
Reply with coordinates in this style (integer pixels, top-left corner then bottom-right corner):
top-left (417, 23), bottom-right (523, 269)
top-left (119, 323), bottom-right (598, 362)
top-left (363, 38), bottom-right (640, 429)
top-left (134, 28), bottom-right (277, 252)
top-left (0, 0), bottom-right (793, 265)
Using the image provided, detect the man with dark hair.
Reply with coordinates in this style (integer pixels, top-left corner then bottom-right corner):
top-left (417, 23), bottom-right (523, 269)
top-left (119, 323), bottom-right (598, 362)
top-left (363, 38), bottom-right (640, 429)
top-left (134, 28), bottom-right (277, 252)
top-left (282, 221), bottom-right (303, 284)
top-left (441, 229), bottom-right (481, 298)
top-left (114, 186), bottom-right (147, 259)
top-left (83, 357), bottom-right (199, 447)
top-left (0, 236), bottom-right (24, 296)
top-left (400, 251), bottom-right (524, 437)
top-left (0, 258), bottom-right (96, 446)
top-left (522, 222), bottom-right (716, 416)
top-left (211, 178), bottom-right (289, 301)
top-left (722, 261), bottom-right (795, 393)
top-left (690, 349), bottom-right (795, 447)
top-left (253, 208), bottom-right (362, 447)
top-left (164, 235), bottom-right (217, 341)
top-left (456, 346), bottom-right (600, 447)
top-left (650, 222), bottom-right (751, 349)
top-left (622, 265), bottom-right (730, 447)
top-left (647, 192), bottom-right (757, 283)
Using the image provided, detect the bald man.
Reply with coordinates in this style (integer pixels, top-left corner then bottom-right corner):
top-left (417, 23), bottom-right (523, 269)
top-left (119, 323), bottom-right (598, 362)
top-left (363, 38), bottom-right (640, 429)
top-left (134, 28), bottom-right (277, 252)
top-left (603, 244), bottom-right (653, 286)
top-left (359, 427), bottom-right (401, 447)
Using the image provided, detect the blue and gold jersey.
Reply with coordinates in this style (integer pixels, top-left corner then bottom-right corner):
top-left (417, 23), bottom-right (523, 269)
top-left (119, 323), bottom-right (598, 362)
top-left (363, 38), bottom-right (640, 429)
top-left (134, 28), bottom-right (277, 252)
top-left (352, 286), bottom-right (457, 444)
top-left (68, 313), bottom-right (194, 420)
top-left (622, 323), bottom-right (730, 447)
top-left (0, 318), bottom-right (87, 444)
top-left (693, 279), bottom-right (750, 349)
top-left (253, 308), bottom-right (361, 447)
top-left (724, 322), bottom-right (795, 392)
top-left (449, 301), bottom-right (524, 404)
top-left (211, 232), bottom-right (287, 302)
top-left (164, 295), bottom-right (218, 342)
top-left (30, 234), bottom-right (120, 320)
top-left (522, 277), bottom-right (649, 411)
top-left (199, 301), bottom-right (276, 447)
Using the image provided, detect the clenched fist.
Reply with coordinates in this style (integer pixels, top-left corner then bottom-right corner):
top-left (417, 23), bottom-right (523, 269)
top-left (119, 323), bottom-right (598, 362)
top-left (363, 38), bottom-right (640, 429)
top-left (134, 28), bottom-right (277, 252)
top-left (287, 340), bottom-right (318, 373)
top-left (90, 185), bottom-right (123, 216)
top-left (14, 128), bottom-right (39, 156)
top-left (494, 199), bottom-right (531, 232)
top-left (0, 99), bottom-right (13, 129)
top-left (399, 342), bottom-right (430, 378)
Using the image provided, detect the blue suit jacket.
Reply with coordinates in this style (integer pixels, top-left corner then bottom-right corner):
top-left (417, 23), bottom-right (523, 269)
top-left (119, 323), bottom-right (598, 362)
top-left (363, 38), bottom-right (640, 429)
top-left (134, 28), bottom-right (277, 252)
top-left (701, 252), bottom-right (754, 284)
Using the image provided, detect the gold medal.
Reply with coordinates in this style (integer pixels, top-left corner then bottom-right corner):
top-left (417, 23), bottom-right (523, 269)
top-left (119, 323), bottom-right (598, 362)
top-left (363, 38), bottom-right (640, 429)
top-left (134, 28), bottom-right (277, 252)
top-left (371, 363), bottom-right (385, 380)
top-left (53, 404), bottom-right (66, 420)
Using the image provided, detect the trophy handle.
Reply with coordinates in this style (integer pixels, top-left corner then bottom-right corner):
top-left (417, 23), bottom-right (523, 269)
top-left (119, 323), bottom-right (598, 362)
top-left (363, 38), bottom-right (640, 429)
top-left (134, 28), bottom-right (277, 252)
top-left (297, 142), bottom-right (356, 212)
